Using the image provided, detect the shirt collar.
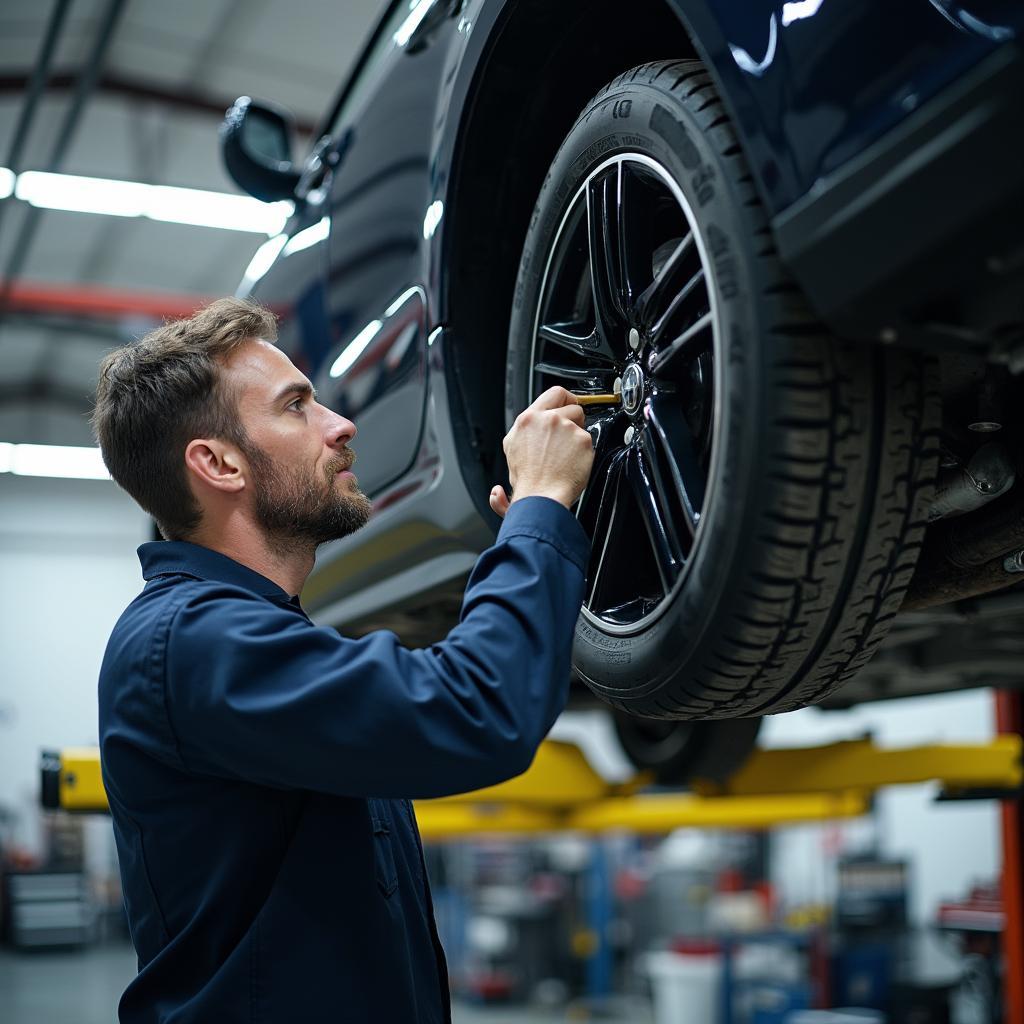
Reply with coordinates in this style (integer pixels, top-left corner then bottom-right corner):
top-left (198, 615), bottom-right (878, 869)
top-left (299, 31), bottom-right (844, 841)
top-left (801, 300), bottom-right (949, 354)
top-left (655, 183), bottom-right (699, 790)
top-left (138, 541), bottom-right (292, 601)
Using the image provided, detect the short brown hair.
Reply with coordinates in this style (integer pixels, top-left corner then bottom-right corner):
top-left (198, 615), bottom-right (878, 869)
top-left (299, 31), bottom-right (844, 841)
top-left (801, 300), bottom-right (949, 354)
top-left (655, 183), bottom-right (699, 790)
top-left (92, 297), bottom-right (278, 540)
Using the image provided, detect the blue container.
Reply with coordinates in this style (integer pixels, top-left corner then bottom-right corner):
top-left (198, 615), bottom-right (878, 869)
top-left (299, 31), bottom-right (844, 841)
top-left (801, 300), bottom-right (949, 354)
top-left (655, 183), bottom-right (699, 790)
top-left (833, 944), bottom-right (891, 1010)
top-left (747, 981), bottom-right (811, 1024)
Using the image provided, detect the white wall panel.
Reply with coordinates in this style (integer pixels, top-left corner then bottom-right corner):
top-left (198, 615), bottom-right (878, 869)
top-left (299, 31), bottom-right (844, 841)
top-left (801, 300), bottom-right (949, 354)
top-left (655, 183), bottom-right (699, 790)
top-left (0, 474), bottom-right (149, 855)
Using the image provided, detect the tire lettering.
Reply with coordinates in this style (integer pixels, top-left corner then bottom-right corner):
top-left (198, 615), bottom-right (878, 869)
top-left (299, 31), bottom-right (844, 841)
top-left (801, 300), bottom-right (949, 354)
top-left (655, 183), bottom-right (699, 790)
top-left (729, 321), bottom-right (745, 366)
top-left (650, 104), bottom-right (700, 170)
top-left (578, 135), bottom-right (620, 168)
top-left (692, 164), bottom-right (715, 206)
top-left (576, 621), bottom-right (633, 651)
top-left (706, 224), bottom-right (738, 299)
top-left (612, 99), bottom-right (632, 119)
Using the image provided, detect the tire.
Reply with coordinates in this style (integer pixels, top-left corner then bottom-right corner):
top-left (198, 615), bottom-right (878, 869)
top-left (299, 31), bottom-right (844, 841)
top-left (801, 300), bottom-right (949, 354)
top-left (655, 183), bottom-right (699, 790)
top-left (506, 60), bottom-right (940, 719)
top-left (611, 715), bottom-right (761, 786)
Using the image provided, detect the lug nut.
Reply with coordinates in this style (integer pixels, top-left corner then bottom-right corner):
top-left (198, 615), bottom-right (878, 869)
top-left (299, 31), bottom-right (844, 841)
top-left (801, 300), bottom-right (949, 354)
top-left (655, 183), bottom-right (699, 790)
top-left (1004, 551), bottom-right (1024, 574)
top-left (628, 328), bottom-right (640, 350)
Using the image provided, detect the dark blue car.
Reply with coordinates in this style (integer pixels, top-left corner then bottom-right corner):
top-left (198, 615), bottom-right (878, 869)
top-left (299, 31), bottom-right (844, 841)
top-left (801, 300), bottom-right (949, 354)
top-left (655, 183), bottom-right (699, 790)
top-left (220, 0), bottom-right (1024, 779)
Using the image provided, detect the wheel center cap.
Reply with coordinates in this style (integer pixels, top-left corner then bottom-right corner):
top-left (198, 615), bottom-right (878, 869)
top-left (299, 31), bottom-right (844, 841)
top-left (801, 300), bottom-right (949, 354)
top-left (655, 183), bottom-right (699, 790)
top-left (621, 362), bottom-right (644, 416)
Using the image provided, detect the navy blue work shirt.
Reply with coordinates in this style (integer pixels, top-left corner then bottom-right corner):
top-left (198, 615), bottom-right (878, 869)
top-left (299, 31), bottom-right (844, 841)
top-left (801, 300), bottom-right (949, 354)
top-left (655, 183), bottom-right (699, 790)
top-left (98, 496), bottom-right (589, 1024)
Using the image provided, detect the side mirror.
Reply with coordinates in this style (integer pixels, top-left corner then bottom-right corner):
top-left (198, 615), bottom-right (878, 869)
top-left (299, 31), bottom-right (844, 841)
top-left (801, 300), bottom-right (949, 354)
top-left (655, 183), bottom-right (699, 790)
top-left (220, 97), bottom-right (301, 203)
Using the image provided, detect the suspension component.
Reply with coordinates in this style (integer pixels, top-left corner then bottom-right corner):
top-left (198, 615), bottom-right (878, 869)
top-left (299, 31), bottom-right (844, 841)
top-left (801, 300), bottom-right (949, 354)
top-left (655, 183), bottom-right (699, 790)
top-left (927, 442), bottom-right (1015, 522)
top-left (905, 484), bottom-right (1024, 610)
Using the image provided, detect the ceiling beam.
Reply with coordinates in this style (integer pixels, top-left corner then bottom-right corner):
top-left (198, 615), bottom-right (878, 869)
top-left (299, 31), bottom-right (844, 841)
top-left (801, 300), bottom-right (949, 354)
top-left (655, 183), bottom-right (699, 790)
top-left (0, 378), bottom-right (95, 413)
top-left (0, 311), bottom-right (129, 345)
top-left (0, 0), bottom-right (130, 307)
top-left (0, 71), bottom-right (318, 136)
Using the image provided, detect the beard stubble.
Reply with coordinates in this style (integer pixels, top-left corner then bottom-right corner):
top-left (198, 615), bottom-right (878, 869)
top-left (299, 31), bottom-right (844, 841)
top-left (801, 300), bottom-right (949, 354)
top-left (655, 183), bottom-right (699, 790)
top-left (242, 440), bottom-right (373, 555)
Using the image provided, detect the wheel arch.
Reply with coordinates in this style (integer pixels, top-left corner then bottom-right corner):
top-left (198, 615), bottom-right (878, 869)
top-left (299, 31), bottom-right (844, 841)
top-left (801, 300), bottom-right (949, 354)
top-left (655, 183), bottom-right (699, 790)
top-left (437, 0), bottom-right (701, 515)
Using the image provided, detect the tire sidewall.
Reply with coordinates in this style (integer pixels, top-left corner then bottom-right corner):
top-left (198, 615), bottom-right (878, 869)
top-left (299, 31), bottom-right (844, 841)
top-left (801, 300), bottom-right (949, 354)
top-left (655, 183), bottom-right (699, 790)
top-left (507, 76), bottom-right (774, 710)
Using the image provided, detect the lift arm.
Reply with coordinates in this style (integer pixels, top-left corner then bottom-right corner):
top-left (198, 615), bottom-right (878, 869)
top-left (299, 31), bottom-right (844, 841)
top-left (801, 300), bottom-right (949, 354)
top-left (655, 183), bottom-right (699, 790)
top-left (41, 734), bottom-right (1022, 837)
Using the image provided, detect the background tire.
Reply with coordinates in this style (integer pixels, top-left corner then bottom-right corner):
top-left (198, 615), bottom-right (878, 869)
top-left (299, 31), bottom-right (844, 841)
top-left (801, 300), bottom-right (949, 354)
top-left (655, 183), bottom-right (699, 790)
top-left (612, 715), bottom-right (761, 785)
top-left (507, 60), bottom-right (941, 719)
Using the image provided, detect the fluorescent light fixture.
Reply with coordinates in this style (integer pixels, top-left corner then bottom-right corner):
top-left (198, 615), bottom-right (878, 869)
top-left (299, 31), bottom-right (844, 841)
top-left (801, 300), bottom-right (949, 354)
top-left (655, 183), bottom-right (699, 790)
top-left (422, 200), bottom-right (443, 240)
top-left (0, 167), bottom-right (14, 199)
top-left (282, 216), bottom-right (330, 256)
top-left (146, 183), bottom-right (290, 233)
top-left (5, 166), bottom-right (291, 235)
top-left (0, 442), bottom-right (110, 480)
top-left (16, 170), bottom-right (148, 217)
top-left (329, 320), bottom-right (383, 379)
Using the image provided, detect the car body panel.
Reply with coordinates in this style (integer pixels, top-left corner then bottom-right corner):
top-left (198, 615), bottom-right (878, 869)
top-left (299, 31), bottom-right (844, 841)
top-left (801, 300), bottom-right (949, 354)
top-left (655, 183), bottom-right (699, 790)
top-left (230, 0), bottom-right (1023, 689)
top-left (242, 2), bottom-right (492, 627)
top-left (662, 0), bottom-right (1020, 213)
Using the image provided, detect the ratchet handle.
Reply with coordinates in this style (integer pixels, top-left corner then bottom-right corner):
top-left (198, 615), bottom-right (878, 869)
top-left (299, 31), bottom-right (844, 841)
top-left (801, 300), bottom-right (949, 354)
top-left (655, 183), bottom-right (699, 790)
top-left (572, 392), bottom-right (621, 408)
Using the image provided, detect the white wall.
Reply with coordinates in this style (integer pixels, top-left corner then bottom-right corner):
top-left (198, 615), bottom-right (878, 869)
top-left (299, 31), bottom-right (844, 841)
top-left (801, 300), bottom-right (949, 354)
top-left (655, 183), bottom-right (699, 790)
top-left (762, 690), bottom-right (1002, 926)
top-left (0, 473), bottom-right (150, 855)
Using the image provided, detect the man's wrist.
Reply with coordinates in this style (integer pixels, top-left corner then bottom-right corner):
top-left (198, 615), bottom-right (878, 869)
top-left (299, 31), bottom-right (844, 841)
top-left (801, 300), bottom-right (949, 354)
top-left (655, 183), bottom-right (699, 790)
top-left (510, 485), bottom-right (575, 510)
top-left (499, 494), bottom-right (591, 573)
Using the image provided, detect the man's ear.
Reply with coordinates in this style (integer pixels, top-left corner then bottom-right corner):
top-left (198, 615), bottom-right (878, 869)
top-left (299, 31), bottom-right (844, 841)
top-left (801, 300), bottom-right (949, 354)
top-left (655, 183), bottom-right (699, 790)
top-left (184, 438), bottom-right (246, 494)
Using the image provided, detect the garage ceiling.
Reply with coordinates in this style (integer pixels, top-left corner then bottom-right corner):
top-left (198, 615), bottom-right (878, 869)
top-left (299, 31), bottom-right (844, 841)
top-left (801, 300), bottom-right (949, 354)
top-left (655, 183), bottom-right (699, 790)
top-left (0, 0), bottom-right (385, 446)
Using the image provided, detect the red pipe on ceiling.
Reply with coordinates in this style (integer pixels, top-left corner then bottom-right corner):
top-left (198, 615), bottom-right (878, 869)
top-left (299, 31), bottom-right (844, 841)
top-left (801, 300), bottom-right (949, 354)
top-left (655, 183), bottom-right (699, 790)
top-left (0, 282), bottom-right (291, 321)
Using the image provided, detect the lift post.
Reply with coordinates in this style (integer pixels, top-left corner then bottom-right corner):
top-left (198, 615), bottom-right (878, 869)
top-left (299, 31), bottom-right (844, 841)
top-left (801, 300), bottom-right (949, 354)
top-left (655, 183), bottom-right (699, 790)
top-left (997, 690), bottom-right (1024, 1024)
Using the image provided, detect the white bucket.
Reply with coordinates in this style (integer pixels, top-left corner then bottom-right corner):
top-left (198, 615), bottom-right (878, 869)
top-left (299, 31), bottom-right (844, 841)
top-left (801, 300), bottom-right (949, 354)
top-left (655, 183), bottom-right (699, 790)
top-left (645, 949), bottom-right (722, 1024)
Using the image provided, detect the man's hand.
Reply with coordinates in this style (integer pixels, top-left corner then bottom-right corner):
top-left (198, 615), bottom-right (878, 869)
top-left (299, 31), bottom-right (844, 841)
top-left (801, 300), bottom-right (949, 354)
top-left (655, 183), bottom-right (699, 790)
top-left (489, 386), bottom-right (595, 518)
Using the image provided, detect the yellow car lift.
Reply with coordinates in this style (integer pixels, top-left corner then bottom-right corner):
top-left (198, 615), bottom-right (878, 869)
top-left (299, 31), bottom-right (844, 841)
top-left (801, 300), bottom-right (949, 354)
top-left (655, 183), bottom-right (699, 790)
top-left (40, 723), bottom-right (1024, 1023)
top-left (42, 733), bottom-right (1022, 839)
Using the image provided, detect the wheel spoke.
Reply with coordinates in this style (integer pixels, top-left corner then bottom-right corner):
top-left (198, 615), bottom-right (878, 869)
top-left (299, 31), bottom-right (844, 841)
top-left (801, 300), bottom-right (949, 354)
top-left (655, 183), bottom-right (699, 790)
top-left (647, 312), bottom-right (713, 375)
top-left (635, 233), bottom-right (695, 329)
top-left (649, 267), bottom-right (705, 345)
top-left (625, 444), bottom-right (683, 594)
top-left (644, 393), bottom-right (705, 529)
top-left (586, 167), bottom-right (626, 336)
top-left (637, 427), bottom-right (690, 557)
top-left (576, 413), bottom-right (623, 522)
top-left (538, 321), bottom-right (617, 364)
top-left (534, 360), bottom-right (617, 387)
top-left (617, 162), bottom-right (650, 315)
top-left (585, 450), bottom-right (628, 611)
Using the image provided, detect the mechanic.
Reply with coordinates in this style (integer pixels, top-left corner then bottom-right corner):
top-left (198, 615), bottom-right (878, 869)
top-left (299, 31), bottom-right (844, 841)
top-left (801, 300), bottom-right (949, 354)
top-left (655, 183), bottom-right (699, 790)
top-left (93, 297), bottom-right (594, 1024)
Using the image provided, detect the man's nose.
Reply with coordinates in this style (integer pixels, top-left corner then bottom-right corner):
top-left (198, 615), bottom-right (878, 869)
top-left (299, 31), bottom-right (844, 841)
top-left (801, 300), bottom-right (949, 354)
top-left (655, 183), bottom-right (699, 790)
top-left (323, 406), bottom-right (357, 448)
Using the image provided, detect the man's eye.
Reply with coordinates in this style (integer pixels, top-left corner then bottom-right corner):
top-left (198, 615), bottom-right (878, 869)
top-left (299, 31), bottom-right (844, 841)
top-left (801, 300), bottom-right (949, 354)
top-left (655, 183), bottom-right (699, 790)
top-left (289, 398), bottom-right (304, 412)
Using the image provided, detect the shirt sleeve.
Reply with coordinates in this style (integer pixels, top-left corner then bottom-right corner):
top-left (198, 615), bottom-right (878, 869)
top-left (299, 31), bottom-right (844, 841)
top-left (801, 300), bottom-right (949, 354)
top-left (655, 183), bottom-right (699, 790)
top-left (163, 497), bottom-right (590, 799)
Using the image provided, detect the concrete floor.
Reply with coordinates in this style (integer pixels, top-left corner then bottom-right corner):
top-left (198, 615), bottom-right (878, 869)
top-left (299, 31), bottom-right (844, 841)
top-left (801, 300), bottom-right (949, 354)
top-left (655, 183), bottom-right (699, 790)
top-left (0, 942), bottom-right (656, 1023)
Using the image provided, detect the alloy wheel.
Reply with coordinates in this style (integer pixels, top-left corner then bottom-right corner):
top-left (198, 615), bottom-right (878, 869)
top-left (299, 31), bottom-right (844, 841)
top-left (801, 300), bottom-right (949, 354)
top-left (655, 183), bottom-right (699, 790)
top-left (529, 153), bottom-right (721, 633)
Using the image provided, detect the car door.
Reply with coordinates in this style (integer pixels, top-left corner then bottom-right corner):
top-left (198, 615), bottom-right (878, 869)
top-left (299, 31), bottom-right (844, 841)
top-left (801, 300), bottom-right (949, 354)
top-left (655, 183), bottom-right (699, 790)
top-left (312, 0), bottom-right (465, 498)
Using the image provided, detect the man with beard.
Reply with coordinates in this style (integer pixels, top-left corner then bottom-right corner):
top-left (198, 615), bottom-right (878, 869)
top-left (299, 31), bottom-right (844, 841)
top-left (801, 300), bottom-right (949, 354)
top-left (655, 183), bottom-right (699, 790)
top-left (93, 298), bottom-right (593, 1024)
